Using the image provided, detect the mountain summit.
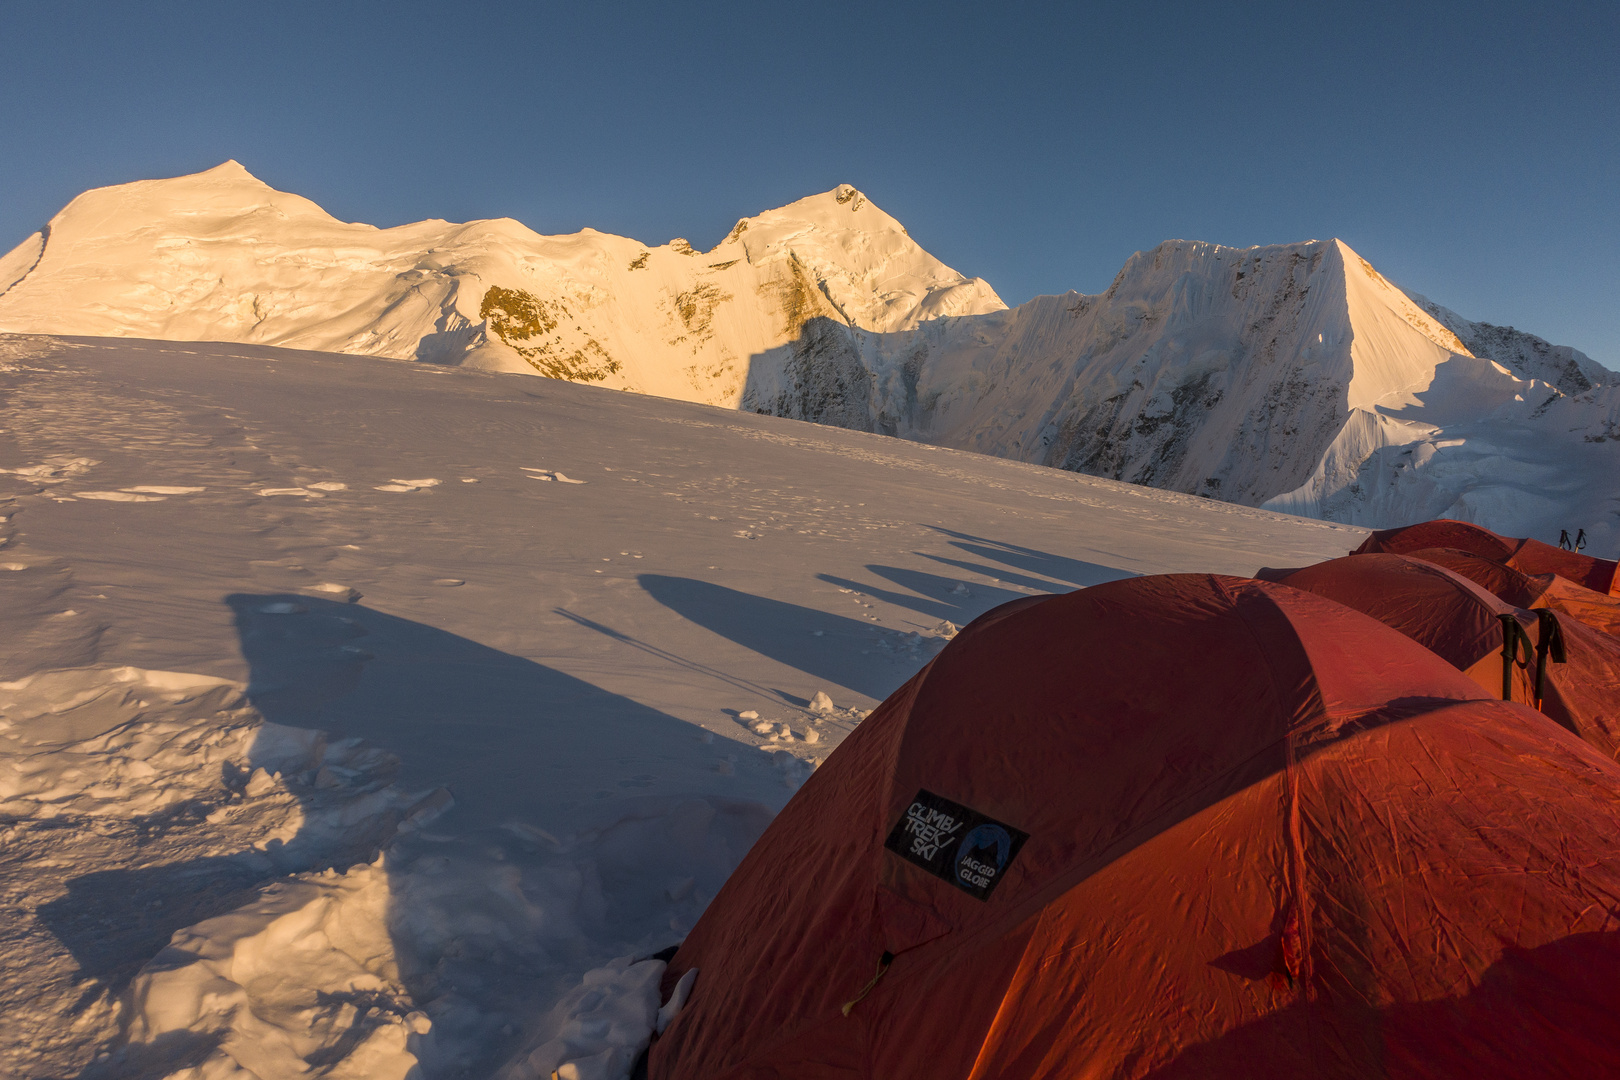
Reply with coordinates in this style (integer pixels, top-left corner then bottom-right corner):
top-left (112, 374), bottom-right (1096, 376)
top-left (1, 164), bottom-right (1615, 546)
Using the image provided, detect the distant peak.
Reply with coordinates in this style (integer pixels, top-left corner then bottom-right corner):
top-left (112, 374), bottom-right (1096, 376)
top-left (831, 184), bottom-right (866, 210)
top-left (197, 160), bottom-right (268, 185)
top-left (716, 184), bottom-right (899, 251)
top-left (744, 184), bottom-right (880, 228)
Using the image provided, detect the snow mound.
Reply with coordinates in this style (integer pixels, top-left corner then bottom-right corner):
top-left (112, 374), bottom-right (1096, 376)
top-left (499, 956), bottom-right (666, 1080)
top-left (122, 858), bottom-right (426, 1080)
top-left (3, 663), bottom-right (767, 1079)
top-left (0, 664), bottom-right (447, 1078)
top-left (76, 789), bottom-right (772, 1079)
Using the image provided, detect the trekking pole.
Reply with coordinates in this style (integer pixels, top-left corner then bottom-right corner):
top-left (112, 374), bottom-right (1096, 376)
top-left (1498, 614), bottom-right (1533, 701)
top-left (1533, 609), bottom-right (1568, 711)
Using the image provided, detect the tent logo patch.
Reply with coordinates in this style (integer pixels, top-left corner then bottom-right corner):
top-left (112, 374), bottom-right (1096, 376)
top-left (885, 790), bottom-right (1028, 900)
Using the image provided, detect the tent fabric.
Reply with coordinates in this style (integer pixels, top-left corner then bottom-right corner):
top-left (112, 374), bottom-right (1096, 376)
top-left (1263, 553), bottom-right (1620, 759)
top-left (1355, 519), bottom-right (1619, 597)
top-left (1506, 537), bottom-right (1620, 597)
top-left (1395, 547), bottom-right (1553, 609)
top-left (1523, 575), bottom-right (1620, 638)
top-left (1536, 612), bottom-right (1620, 761)
top-left (1403, 547), bottom-right (1620, 640)
top-left (1256, 553), bottom-right (1526, 678)
top-left (650, 575), bottom-right (1620, 1080)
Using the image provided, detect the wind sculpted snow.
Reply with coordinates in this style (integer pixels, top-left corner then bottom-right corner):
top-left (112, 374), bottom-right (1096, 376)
top-left (0, 334), bottom-right (1359, 1078)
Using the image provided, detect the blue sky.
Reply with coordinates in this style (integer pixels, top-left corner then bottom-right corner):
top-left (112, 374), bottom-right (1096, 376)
top-left (3, 0), bottom-right (1616, 366)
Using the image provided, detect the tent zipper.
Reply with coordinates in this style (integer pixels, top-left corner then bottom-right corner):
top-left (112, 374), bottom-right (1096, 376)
top-left (842, 951), bottom-right (895, 1016)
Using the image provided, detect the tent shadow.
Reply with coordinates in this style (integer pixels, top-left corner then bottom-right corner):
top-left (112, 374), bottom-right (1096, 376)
top-left (926, 527), bottom-right (1135, 589)
top-left (1153, 931), bottom-right (1620, 1076)
top-left (36, 851), bottom-right (268, 993)
top-left (636, 575), bottom-right (916, 702)
top-left (816, 567), bottom-right (1029, 624)
top-left (41, 592), bottom-right (764, 1030)
top-left (223, 593), bottom-right (763, 830)
top-left (815, 534), bottom-right (1135, 625)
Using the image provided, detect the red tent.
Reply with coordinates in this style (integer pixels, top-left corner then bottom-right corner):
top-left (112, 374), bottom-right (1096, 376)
top-left (1402, 546), bottom-right (1620, 640)
top-left (1263, 553), bottom-right (1620, 760)
top-left (1507, 538), bottom-right (1620, 596)
top-left (1355, 519), bottom-right (1619, 597)
top-left (1255, 553), bottom-right (1529, 693)
top-left (1353, 519), bottom-right (1519, 562)
top-left (651, 575), bottom-right (1620, 1079)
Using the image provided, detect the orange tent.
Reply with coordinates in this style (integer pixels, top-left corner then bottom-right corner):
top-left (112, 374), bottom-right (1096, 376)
top-left (651, 576), bottom-right (1620, 1079)
top-left (1354, 519), bottom-right (1619, 597)
top-left (1262, 553), bottom-right (1620, 760)
top-left (1353, 518), bottom-right (1518, 562)
top-left (1256, 554), bottom-right (1532, 693)
top-left (1401, 546), bottom-right (1620, 640)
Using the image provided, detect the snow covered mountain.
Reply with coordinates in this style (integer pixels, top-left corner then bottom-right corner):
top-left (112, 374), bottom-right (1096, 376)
top-left (0, 161), bottom-right (1003, 403)
top-left (2, 163), bottom-right (1615, 549)
top-left (774, 238), bottom-right (1620, 549)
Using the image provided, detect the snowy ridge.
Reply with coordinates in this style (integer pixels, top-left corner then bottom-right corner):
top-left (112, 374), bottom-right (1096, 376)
top-left (0, 162), bottom-right (1003, 405)
top-left (0, 164), bottom-right (1614, 546)
top-left (1403, 289), bottom-right (1616, 394)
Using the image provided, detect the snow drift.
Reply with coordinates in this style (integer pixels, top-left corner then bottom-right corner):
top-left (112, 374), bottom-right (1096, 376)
top-left (1, 163), bottom-right (1615, 548)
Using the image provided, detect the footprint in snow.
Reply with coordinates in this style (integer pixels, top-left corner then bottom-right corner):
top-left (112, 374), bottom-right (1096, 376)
top-left (259, 487), bottom-right (324, 498)
top-left (521, 468), bottom-right (586, 484)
